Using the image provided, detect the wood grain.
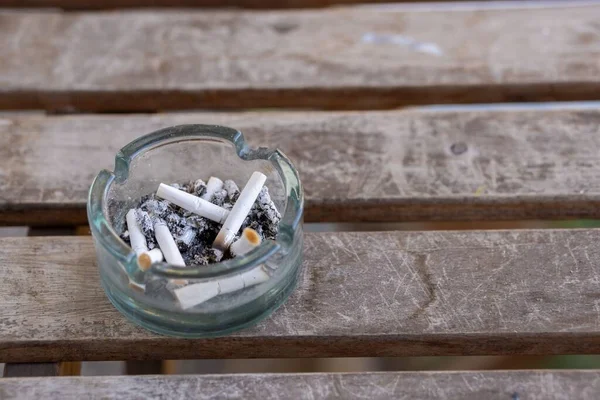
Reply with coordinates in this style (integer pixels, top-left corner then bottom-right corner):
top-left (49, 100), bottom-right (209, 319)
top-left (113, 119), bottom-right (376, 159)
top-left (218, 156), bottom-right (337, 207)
top-left (2, 6), bottom-right (600, 111)
top-left (3, 230), bottom-right (600, 362)
top-left (1, 371), bottom-right (599, 399)
top-left (0, 0), bottom-right (488, 9)
top-left (2, 109), bottom-right (600, 226)
top-left (2, 364), bottom-right (59, 377)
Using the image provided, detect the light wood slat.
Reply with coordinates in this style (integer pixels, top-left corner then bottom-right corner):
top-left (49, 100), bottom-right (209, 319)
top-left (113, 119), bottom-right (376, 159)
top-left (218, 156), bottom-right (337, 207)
top-left (0, 0), bottom-right (591, 10)
top-left (3, 230), bottom-right (600, 362)
top-left (2, 363), bottom-right (59, 377)
top-left (2, 6), bottom-right (600, 112)
top-left (0, 0), bottom-right (488, 9)
top-left (2, 108), bottom-right (600, 226)
top-left (1, 371), bottom-right (600, 399)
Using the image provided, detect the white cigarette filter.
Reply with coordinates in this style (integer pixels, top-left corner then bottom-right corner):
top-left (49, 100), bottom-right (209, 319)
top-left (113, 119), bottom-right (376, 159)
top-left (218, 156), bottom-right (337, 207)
top-left (137, 248), bottom-right (164, 271)
top-left (230, 228), bottom-right (262, 257)
top-left (173, 266), bottom-right (271, 309)
top-left (156, 183), bottom-right (230, 224)
top-left (213, 172), bottom-right (267, 251)
top-left (201, 176), bottom-right (224, 201)
top-left (126, 209), bottom-right (148, 255)
top-left (154, 220), bottom-right (186, 267)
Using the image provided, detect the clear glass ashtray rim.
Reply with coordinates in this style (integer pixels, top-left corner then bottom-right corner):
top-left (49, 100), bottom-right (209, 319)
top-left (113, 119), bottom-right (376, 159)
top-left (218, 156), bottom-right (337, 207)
top-left (87, 124), bottom-right (304, 280)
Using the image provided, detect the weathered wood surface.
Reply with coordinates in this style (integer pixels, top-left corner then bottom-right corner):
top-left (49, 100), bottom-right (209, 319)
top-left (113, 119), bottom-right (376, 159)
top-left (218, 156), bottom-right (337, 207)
top-left (2, 6), bottom-right (600, 111)
top-left (1, 371), bottom-right (600, 399)
top-left (2, 109), bottom-right (600, 226)
top-left (3, 230), bottom-right (600, 362)
top-left (0, 0), bottom-right (497, 9)
top-left (2, 363), bottom-right (59, 377)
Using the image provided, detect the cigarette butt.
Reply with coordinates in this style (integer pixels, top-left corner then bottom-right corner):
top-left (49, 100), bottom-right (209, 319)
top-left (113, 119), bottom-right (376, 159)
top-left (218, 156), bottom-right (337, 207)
top-left (154, 220), bottom-right (186, 267)
top-left (137, 248), bottom-right (164, 271)
top-left (238, 265), bottom-right (271, 287)
top-left (230, 228), bottom-right (262, 257)
top-left (218, 266), bottom-right (270, 294)
top-left (156, 183), bottom-right (230, 224)
top-left (202, 176), bottom-right (224, 201)
top-left (174, 281), bottom-right (220, 310)
top-left (126, 209), bottom-right (148, 255)
top-left (171, 279), bottom-right (188, 285)
top-left (216, 275), bottom-right (246, 294)
top-left (213, 171), bottom-right (266, 251)
top-left (173, 265), bottom-right (271, 309)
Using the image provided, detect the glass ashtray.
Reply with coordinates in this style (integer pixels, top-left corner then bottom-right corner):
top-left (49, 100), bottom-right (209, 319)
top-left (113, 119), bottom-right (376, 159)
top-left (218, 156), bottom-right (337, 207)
top-left (87, 125), bottom-right (303, 337)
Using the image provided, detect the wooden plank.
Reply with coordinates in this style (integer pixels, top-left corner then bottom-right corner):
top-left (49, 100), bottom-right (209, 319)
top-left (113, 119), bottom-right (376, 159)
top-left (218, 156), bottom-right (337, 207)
top-left (2, 6), bottom-right (600, 112)
top-left (2, 363), bottom-right (59, 377)
top-left (0, 0), bottom-right (529, 10)
top-left (3, 230), bottom-right (600, 362)
top-left (0, 0), bottom-right (476, 9)
top-left (1, 371), bottom-right (599, 399)
top-left (2, 108), bottom-right (600, 226)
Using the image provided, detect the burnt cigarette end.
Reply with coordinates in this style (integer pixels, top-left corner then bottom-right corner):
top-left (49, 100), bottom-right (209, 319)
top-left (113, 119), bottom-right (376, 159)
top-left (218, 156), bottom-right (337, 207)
top-left (244, 228), bottom-right (261, 246)
top-left (138, 253), bottom-right (152, 271)
top-left (230, 228), bottom-right (262, 257)
top-left (137, 248), bottom-right (164, 271)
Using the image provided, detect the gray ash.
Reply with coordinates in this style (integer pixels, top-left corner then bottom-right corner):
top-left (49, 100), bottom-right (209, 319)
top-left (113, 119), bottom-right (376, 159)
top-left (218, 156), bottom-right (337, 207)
top-left (135, 209), bottom-right (157, 250)
top-left (223, 180), bottom-right (240, 203)
top-left (221, 180), bottom-right (239, 211)
top-left (242, 186), bottom-right (281, 240)
top-left (120, 178), bottom-right (281, 267)
top-left (192, 179), bottom-right (207, 197)
top-left (186, 245), bottom-right (223, 265)
top-left (211, 189), bottom-right (228, 207)
top-left (139, 197), bottom-right (172, 220)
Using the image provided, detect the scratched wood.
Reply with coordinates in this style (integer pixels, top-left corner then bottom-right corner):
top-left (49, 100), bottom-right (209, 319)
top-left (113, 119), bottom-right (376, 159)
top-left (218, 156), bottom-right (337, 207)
top-left (2, 109), bottom-right (600, 226)
top-left (0, 0), bottom-right (514, 10)
top-left (3, 230), bottom-right (600, 362)
top-left (0, 0), bottom-right (477, 8)
top-left (2, 6), bottom-right (600, 111)
top-left (1, 371), bottom-right (599, 399)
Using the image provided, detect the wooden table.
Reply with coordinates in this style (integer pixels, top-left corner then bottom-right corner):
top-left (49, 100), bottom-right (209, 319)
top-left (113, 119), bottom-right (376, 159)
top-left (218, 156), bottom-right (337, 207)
top-left (2, 0), bottom-right (600, 398)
